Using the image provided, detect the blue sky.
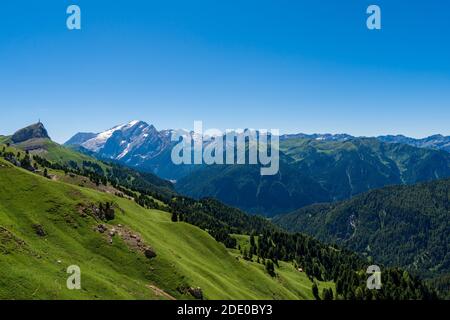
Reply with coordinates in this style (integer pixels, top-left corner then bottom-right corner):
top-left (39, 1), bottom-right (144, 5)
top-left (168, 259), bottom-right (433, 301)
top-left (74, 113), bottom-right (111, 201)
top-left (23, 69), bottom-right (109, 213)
top-left (0, 0), bottom-right (449, 143)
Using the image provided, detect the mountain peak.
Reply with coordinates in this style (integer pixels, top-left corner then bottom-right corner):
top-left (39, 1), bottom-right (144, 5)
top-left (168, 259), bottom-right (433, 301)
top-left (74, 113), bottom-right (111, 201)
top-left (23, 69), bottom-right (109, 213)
top-left (11, 122), bottom-right (50, 144)
top-left (64, 132), bottom-right (97, 146)
top-left (126, 120), bottom-right (149, 128)
top-left (128, 120), bottom-right (141, 126)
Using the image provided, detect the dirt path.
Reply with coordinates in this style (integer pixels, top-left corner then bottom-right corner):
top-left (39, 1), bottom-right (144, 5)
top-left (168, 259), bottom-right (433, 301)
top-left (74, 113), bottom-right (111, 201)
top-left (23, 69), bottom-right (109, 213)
top-left (147, 284), bottom-right (177, 300)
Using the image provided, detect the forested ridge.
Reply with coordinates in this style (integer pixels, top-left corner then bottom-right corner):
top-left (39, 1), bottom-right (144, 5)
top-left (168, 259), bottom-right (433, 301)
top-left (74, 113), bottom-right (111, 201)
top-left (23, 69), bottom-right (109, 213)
top-left (274, 179), bottom-right (450, 298)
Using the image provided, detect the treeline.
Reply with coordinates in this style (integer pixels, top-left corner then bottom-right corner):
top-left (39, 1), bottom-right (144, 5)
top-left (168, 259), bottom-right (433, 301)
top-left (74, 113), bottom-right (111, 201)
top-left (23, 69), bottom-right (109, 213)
top-left (169, 197), bottom-right (278, 248)
top-left (1, 147), bottom-right (35, 172)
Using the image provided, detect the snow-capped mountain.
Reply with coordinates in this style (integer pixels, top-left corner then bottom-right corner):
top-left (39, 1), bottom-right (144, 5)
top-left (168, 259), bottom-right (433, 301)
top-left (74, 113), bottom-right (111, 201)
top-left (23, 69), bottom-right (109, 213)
top-left (66, 120), bottom-right (171, 165)
top-left (65, 121), bottom-right (199, 179)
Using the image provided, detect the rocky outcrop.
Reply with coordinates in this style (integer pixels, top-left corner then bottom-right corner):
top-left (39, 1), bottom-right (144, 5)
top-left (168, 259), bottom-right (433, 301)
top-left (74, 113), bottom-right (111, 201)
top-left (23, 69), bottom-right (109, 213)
top-left (93, 223), bottom-right (157, 259)
top-left (11, 122), bottom-right (50, 144)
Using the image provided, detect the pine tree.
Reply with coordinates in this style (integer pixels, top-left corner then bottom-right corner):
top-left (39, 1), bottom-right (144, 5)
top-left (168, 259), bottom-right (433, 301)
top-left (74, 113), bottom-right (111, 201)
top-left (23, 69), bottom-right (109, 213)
top-left (265, 259), bottom-right (276, 277)
top-left (312, 283), bottom-right (320, 300)
top-left (322, 288), bottom-right (334, 300)
top-left (171, 211), bottom-right (178, 222)
top-left (250, 234), bottom-right (256, 255)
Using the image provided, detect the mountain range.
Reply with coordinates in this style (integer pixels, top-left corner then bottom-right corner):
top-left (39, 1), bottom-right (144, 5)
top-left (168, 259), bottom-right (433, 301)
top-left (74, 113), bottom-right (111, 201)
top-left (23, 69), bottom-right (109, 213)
top-left (66, 121), bottom-right (450, 216)
top-left (281, 132), bottom-right (450, 153)
top-left (3, 122), bottom-right (438, 300)
top-left (66, 121), bottom-right (450, 163)
top-left (378, 134), bottom-right (450, 153)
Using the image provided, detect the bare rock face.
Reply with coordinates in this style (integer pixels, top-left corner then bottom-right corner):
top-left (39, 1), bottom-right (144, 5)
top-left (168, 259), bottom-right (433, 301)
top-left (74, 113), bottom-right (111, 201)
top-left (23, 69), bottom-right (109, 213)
top-left (92, 222), bottom-right (157, 259)
top-left (11, 122), bottom-right (50, 144)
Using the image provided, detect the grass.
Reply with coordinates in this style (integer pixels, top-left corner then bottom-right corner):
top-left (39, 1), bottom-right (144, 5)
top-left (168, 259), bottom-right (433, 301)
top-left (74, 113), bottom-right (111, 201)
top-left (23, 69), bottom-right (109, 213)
top-left (13, 138), bottom-right (99, 165)
top-left (0, 158), bottom-right (160, 299)
top-left (0, 136), bottom-right (8, 144)
top-left (230, 234), bottom-right (335, 299)
top-left (0, 157), bottom-right (332, 299)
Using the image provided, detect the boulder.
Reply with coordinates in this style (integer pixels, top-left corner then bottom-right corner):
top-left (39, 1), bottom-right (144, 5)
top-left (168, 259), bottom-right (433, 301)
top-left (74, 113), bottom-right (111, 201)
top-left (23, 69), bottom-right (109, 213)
top-left (96, 224), bottom-right (107, 233)
top-left (32, 224), bottom-right (47, 237)
top-left (188, 287), bottom-right (203, 300)
top-left (144, 247), bottom-right (157, 259)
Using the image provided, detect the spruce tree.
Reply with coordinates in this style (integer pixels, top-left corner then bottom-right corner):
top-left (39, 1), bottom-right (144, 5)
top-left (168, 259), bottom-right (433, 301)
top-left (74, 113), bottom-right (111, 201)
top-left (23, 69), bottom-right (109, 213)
top-left (312, 283), bottom-right (320, 300)
top-left (265, 260), bottom-right (275, 277)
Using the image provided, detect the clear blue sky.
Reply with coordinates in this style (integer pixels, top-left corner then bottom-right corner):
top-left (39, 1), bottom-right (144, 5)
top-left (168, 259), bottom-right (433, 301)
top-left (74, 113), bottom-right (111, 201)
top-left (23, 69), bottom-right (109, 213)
top-left (0, 0), bottom-right (449, 143)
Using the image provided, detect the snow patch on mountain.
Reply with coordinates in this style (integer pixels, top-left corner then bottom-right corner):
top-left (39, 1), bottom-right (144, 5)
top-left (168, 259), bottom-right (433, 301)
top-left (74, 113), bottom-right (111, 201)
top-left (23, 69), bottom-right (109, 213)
top-left (81, 120), bottom-right (144, 153)
top-left (82, 123), bottom-right (126, 152)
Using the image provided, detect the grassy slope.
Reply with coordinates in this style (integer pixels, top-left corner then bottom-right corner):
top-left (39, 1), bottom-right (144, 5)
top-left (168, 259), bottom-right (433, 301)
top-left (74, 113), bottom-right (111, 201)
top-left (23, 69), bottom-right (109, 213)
top-left (230, 234), bottom-right (335, 299)
top-left (0, 158), bottom-right (329, 300)
top-left (0, 136), bottom-right (8, 144)
top-left (14, 138), bottom-right (100, 165)
top-left (6, 138), bottom-right (174, 198)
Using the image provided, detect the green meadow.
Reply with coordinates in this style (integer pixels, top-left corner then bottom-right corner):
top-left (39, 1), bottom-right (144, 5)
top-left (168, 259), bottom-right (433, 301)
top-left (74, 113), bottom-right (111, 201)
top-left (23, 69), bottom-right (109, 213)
top-left (0, 157), bottom-right (331, 299)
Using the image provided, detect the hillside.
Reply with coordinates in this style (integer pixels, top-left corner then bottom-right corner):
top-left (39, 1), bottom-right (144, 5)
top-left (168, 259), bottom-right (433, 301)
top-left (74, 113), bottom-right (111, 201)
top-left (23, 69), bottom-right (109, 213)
top-left (176, 137), bottom-right (450, 216)
top-left (0, 136), bottom-right (8, 144)
top-left (2, 123), bottom-right (99, 165)
top-left (273, 179), bottom-right (450, 296)
top-left (0, 156), bottom-right (334, 299)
